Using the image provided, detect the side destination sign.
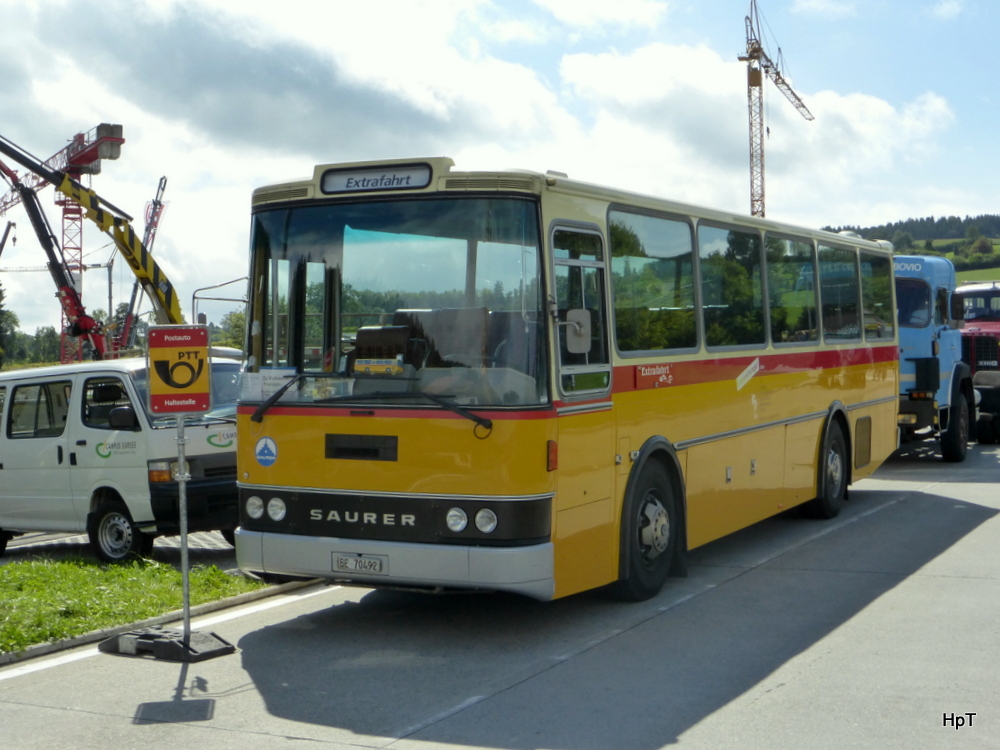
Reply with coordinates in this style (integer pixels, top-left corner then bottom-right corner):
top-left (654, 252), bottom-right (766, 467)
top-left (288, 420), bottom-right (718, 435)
top-left (147, 325), bottom-right (211, 414)
top-left (321, 163), bottom-right (432, 194)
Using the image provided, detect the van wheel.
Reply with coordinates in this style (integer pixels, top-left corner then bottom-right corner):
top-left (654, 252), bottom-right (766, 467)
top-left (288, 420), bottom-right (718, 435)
top-left (803, 423), bottom-right (848, 519)
top-left (941, 391), bottom-right (969, 462)
top-left (0, 530), bottom-right (9, 558)
top-left (89, 502), bottom-right (153, 562)
top-left (610, 461), bottom-right (677, 601)
top-left (221, 529), bottom-right (236, 546)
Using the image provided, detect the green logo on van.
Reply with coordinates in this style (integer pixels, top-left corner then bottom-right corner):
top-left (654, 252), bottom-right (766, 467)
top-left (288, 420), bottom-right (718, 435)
top-left (207, 431), bottom-right (236, 449)
top-left (95, 440), bottom-right (138, 459)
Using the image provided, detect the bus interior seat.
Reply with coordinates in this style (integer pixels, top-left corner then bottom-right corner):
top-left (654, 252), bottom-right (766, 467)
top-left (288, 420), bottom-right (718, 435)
top-left (487, 310), bottom-right (539, 374)
top-left (394, 307), bottom-right (488, 368)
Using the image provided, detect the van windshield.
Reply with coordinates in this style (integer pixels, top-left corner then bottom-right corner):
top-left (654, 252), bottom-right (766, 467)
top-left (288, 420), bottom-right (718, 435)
top-left (130, 361), bottom-right (243, 423)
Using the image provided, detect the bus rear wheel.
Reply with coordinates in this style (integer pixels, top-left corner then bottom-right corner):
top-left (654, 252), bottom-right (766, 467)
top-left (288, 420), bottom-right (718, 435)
top-left (803, 423), bottom-right (848, 519)
top-left (611, 461), bottom-right (676, 601)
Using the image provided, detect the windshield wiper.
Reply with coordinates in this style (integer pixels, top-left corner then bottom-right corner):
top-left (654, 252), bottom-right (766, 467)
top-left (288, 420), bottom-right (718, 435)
top-left (315, 390), bottom-right (493, 430)
top-left (250, 373), bottom-right (306, 423)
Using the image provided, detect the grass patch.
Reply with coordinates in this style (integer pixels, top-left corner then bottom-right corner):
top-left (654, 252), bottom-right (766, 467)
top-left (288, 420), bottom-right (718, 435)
top-left (957, 267), bottom-right (1000, 284)
top-left (0, 557), bottom-right (267, 655)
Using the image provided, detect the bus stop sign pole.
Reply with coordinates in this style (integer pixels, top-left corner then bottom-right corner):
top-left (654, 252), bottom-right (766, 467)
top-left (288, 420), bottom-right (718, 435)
top-left (99, 325), bottom-right (235, 662)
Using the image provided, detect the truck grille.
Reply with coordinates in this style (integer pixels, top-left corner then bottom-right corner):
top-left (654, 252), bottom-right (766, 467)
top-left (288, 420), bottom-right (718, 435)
top-left (963, 334), bottom-right (1000, 373)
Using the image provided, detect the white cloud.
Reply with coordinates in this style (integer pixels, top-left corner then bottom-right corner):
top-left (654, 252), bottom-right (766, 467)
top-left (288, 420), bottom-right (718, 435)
top-left (531, 0), bottom-right (667, 29)
top-left (931, 1), bottom-right (963, 20)
top-left (790, 0), bottom-right (857, 18)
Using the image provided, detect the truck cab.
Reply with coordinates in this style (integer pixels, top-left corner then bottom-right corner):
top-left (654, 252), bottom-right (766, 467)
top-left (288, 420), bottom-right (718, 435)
top-left (894, 255), bottom-right (972, 461)
top-left (956, 280), bottom-right (1000, 443)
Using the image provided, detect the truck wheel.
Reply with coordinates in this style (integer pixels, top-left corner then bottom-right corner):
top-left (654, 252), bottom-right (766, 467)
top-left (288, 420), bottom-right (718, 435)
top-left (88, 501), bottom-right (154, 562)
top-left (941, 391), bottom-right (969, 462)
top-left (610, 461), bottom-right (677, 601)
top-left (803, 423), bottom-right (848, 519)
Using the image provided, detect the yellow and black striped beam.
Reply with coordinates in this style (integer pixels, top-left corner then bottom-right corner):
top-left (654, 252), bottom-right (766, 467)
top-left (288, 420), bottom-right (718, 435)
top-left (56, 174), bottom-right (183, 325)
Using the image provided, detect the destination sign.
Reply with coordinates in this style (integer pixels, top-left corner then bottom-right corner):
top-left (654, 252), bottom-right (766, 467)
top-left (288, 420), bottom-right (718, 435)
top-left (321, 164), bottom-right (432, 194)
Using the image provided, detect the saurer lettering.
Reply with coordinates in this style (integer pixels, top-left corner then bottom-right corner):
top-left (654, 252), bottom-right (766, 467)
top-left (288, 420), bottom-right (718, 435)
top-left (309, 509), bottom-right (416, 526)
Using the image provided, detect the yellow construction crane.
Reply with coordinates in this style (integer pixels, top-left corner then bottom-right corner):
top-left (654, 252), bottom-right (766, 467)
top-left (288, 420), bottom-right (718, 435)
top-left (738, 0), bottom-right (813, 217)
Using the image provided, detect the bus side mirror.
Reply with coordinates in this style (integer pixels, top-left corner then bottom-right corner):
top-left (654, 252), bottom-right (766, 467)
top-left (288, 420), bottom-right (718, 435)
top-left (563, 309), bottom-right (592, 354)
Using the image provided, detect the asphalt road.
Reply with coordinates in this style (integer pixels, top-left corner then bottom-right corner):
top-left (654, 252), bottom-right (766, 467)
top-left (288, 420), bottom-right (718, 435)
top-left (1, 441), bottom-right (998, 749)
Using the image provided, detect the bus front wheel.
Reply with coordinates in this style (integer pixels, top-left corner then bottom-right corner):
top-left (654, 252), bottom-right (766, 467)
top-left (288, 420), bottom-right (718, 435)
top-left (611, 461), bottom-right (677, 601)
top-left (804, 423), bottom-right (848, 519)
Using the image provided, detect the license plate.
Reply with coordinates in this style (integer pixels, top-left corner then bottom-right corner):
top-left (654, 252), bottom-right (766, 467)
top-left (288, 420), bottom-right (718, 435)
top-left (334, 553), bottom-right (387, 575)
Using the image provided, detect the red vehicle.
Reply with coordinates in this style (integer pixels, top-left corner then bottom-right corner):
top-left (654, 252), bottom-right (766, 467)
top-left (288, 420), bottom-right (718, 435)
top-left (958, 281), bottom-right (1000, 442)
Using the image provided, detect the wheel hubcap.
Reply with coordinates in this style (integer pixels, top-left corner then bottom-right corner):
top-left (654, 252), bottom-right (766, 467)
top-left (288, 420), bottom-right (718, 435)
top-left (639, 493), bottom-right (670, 561)
top-left (100, 514), bottom-right (132, 558)
top-left (826, 449), bottom-right (843, 495)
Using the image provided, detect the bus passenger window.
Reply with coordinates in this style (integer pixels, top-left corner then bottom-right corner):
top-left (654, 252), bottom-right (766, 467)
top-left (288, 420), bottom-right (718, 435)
top-left (818, 245), bottom-right (861, 341)
top-left (698, 224), bottom-right (765, 348)
top-left (610, 210), bottom-right (696, 353)
top-left (766, 235), bottom-right (818, 344)
top-left (861, 252), bottom-right (895, 340)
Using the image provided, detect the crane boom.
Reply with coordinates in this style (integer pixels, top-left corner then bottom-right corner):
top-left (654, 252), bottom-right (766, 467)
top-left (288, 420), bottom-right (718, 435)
top-left (738, 0), bottom-right (813, 217)
top-left (0, 132), bottom-right (183, 326)
top-left (120, 176), bottom-right (168, 350)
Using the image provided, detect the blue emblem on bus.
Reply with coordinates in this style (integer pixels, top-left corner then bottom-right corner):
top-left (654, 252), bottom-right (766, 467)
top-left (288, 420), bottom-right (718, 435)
top-left (255, 437), bottom-right (278, 467)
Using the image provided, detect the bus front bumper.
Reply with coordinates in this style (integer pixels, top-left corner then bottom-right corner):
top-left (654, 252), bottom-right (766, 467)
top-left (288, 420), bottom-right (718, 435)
top-left (235, 529), bottom-right (556, 601)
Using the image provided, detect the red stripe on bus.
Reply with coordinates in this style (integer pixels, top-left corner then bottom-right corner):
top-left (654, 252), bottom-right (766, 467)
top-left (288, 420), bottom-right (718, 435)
top-left (613, 344), bottom-right (898, 394)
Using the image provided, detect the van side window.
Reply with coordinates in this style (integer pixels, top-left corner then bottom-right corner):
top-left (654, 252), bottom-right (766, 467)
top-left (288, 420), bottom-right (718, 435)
top-left (83, 377), bottom-right (134, 430)
top-left (8, 381), bottom-right (72, 438)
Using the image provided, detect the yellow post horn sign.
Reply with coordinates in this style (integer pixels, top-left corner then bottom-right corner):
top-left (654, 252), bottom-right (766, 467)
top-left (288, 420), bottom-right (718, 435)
top-left (147, 326), bottom-right (211, 414)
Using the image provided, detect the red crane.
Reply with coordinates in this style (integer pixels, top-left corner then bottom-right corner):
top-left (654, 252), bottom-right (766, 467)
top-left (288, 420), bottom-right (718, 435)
top-left (0, 124), bottom-right (123, 362)
top-left (0, 158), bottom-right (105, 358)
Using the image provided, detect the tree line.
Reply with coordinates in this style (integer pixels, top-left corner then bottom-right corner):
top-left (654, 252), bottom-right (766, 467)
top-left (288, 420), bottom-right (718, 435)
top-left (828, 214), bottom-right (1000, 243)
top-left (0, 278), bottom-right (244, 369)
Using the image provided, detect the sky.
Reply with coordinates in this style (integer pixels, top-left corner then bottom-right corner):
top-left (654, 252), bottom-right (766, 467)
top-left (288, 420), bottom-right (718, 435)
top-left (0, 0), bottom-right (995, 335)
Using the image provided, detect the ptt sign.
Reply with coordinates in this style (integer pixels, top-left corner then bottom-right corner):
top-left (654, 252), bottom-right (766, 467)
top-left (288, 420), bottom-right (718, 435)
top-left (147, 325), bottom-right (211, 413)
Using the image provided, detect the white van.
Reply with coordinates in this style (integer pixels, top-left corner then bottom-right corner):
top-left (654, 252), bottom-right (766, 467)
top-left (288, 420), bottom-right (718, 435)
top-left (0, 357), bottom-right (241, 561)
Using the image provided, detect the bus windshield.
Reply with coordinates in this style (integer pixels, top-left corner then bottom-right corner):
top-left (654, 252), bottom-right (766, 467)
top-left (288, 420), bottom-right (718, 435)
top-left (245, 196), bottom-right (547, 408)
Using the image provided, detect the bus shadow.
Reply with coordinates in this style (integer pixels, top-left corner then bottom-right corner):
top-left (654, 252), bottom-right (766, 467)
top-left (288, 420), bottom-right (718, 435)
top-left (882, 441), bottom-right (1000, 484)
top-left (236, 489), bottom-right (996, 750)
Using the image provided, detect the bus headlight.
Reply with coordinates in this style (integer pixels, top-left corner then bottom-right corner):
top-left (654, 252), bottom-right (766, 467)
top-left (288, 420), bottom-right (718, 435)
top-left (267, 497), bottom-right (287, 521)
top-left (475, 508), bottom-right (498, 533)
top-left (246, 495), bottom-right (265, 520)
top-left (446, 507), bottom-right (468, 532)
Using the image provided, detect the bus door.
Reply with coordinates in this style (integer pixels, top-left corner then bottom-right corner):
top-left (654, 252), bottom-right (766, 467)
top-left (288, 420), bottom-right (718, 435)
top-left (551, 227), bottom-right (617, 595)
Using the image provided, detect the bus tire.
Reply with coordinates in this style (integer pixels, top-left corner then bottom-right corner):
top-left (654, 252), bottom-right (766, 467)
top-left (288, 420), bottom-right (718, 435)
top-left (88, 501), bottom-right (154, 563)
top-left (611, 461), bottom-right (677, 601)
top-left (940, 389), bottom-right (969, 462)
top-left (803, 422), bottom-right (848, 519)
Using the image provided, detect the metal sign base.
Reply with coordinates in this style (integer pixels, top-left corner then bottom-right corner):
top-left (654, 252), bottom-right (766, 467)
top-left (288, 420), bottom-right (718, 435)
top-left (98, 626), bottom-right (235, 663)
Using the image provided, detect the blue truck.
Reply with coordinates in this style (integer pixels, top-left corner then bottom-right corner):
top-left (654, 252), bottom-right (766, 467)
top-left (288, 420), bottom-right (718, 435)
top-left (893, 255), bottom-right (973, 461)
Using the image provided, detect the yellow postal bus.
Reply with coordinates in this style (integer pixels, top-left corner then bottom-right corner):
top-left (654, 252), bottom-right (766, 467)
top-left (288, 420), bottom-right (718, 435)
top-left (235, 157), bottom-right (898, 601)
